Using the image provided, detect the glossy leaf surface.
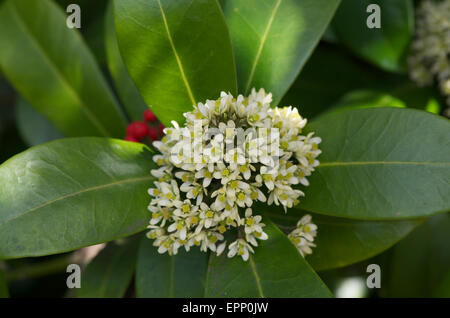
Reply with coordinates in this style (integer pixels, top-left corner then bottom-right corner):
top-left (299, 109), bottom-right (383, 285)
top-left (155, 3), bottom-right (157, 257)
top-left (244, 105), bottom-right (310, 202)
top-left (115, 0), bottom-right (237, 126)
top-left (205, 220), bottom-right (332, 297)
top-left (136, 236), bottom-right (208, 297)
top-left (0, 138), bottom-right (155, 259)
top-left (301, 108), bottom-right (450, 220)
top-left (223, 0), bottom-right (341, 104)
top-left (0, 0), bottom-right (126, 137)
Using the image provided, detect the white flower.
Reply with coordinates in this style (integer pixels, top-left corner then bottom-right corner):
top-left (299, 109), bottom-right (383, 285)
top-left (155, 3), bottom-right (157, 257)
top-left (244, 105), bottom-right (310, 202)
top-left (292, 236), bottom-right (316, 257)
top-left (248, 88), bottom-right (272, 107)
top-left (154, 234), bottom-right (183, 255)
top-left (147, 89), bottom-right (321, 261)
top-left (272, 106), bottom-right (307, 133)
top-left (150, 166), bottom-right (172, 181)
top-left (194, 168), bottom-right (213, 187)
top-left (189, 230), bottom-right (224, 253)
top-left (213, 162), bottom-right (240, 185)
top-left (224, 147), bottom-right (246, 168)
top-left (249, 184), bottom-right (267, 202)
top-left (220, 203), bottom-right (240, 223)
top-left (268, 184), bottom-right (304, 212)
top-left (216, 241), bottom-right (227, 256)
top-left (153, 154), bottom-right (168, 167)
top-left (146, 225), bottom-right (165, 239)
top-left (224, 179), bottom-right (250, 203)
top-left (180, 181), bottom-right (204, 206)
top-left (172, 199), bottom-right (198, 218)
top-left (256, 165), bottom-right (278, 190)
top-left (148, 206), bottom-right (172, 226)
top-left (409, 0), bottom-right (450, 108)
top-left (210, 187), bottom-right (228, 211)
top-left (167, 219), bottom-right (188, 240)
top-left (242, 209), bottom-right (268, 247)
top-left (235, 188), bottom-right (253, 208)
top-left (174, 171), bottom-right (194, 183)
top-left (149, 180), bottom-right (180, 207)
top-left (227, 239), bottom-right (255, 261)
top-left (294, 214), bottom-right (318, 242)
top-left (195, 203), bottom-right (220, 233)
top-left (288, 214), bottom-right (317, 257)
top-left (237, 162), bottom-right (255, 180)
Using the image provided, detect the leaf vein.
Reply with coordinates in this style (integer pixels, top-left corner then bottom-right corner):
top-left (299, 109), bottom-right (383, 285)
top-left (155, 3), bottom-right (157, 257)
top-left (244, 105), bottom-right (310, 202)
top-left (244, 0), bottom-right (282, 94)
top-left (0, 176), bottom-right (153, 227)
top-left (156, 0), bottom-right (196, 106)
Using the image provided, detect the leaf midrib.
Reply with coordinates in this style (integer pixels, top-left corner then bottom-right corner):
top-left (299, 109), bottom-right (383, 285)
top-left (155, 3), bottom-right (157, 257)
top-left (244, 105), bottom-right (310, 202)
top-left (249, 255), bottom-right (265, 297)
top-left (169, 256), bottom-right (175, 297)
top-left (0, 175), bottom-right (153, 227)
top-left (156, 0), bottom-right (196, 106)
top-left (318, 161), bottom-right (450, 167)
top-left (266, 212), bottom-right (423, 226)
top-left (8, 2), bottom-right (111, 137)
top-left (244, 0), bottom-right (282, 94)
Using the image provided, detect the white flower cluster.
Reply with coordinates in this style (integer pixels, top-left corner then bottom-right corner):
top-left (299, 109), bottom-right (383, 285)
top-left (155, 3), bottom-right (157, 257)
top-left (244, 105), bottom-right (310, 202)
top-left (147, 88), bottom-right (321, 261)
top-left (409, 0), bottom-right (450, 108)
top-left (287, 214), bottom-right (317, 257)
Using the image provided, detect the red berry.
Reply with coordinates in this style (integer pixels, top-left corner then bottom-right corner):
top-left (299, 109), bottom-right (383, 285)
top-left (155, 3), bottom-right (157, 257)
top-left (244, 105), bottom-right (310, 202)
top-left (144, 109), bottom-right (157, 122)
top-left (124, 135), bottom-right (139, 143)
top-left (148, 127), bottom-right (159, 141)
top-left (126, 121), bottom-right (150, 139)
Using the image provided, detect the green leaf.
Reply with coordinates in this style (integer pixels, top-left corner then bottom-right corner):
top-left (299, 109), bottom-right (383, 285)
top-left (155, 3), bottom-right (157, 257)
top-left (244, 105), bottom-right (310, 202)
top-left (301, 108), bottom-right (450, 220)
top-left (105, 1), bottom-right (147, 121)
top-left (334, 84), bottom-right (444, 114)
top-left (280, 43), bottom-right (442, 118)
top-left (222, 0), bottom-right (341, 104)
top-left (77, 239), bottom-right (139, 298)
top-left (328, 90), bottom-right (406, 113)
top-left (114, 0), bottom-right (237, 126)
top-left (279, 44), bottom-right (395, 119)
top-left (332, 0), bottom-right (414, 73)
top-left (328, 86), bottom-right (443, 115)
top-left (0, 268), bottom-right (9, 298)
top-left (435, 270), bottom-right (450, 298)
top-left (382, 213), bottom-right (450, 297)
top-left (15, 97), bottom-right (63, 147)
top-left (388, 82), bottom-right (443, 114)
top-left (0, 138), bottom-right (155, 259)
top-left (136, 236), bottom-right (208, 297)
top-left (0, 0), bottom-right (126, 138)
top-left (265, 207), bottom-right (421, 271)
top-left (205, 220), bottom-right (331, 297)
